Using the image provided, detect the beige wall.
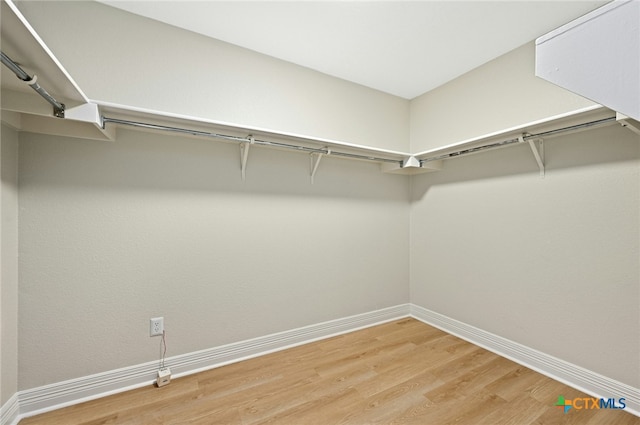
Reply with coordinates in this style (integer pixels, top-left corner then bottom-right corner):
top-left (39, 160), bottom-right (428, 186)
top-left (409, 39), bottom-right (639, 388)
top-left (15, 1), bottom-right (410, 152)
top-left (4, 0), bottom-right (639, 405)
top-left (409, 42), bottom-right (597, 153)
top-left (17, 128), bottom-right (410, 389)
top-left (1, 123), bottom-right (19, 405)
top-left (410, 123), bottom-right (640, 387)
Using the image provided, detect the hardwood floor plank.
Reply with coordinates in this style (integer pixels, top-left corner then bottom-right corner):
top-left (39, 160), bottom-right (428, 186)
top-left (475, 391), bottom-right (552, 425)
top-left (527, 377), bottom-right (576, 404)
top-left (428, 346), bottom-right (499, 382)
top-left (238, 367), bottom-right (371, 424)
top-left (313, 339), bottom-right (416, 379)
top-left (19, 319), bottom-right (640, 425)
top-left (439, 389), bottom-right (509, 425)
top-left (423, 356), bottom-right (518, 404)
top-left (484, 366), bottom-right (550, 402)
top-left (335, 371), bottom-right (444, 425)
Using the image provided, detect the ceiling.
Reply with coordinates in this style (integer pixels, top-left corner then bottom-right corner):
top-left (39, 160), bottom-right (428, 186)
top-left (89, 2), bottom-right (606, 99)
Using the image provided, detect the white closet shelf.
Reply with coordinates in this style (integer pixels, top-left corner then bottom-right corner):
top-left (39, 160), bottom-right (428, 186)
top-left (0, 0), bottom-right (114, 141)
top-left (414, 105), bottom-right (618, 165)
top-left (1, 0), bottom-right (635, 179)
top-left (95, 100), bottom-right (411, 164)
top-left (536, 0), bottom-right (640, 122)
top-left (616, 113), bottom-right (640, 136)
top-left (1, 1), bottom-right (411, 171)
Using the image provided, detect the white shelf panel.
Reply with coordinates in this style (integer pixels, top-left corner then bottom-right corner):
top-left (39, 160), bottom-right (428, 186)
top-left (96, 100), bottom-right (412, 163)
top-left (1, 0), bottom-right (87, 105)
top-left (414, 105), bottom-right (616, 162)
top-left (536, 0), bottom-right (640, 121)
top-left (1, 0), bottom-right (113, 140)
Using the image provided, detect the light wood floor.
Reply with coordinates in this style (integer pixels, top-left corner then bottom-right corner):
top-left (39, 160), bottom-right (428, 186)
top-left (20, 318), bottom-right (640, 425)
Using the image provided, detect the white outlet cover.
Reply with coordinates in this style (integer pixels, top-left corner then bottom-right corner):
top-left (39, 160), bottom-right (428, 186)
top-left (150, 317), bottom-right (164, 337)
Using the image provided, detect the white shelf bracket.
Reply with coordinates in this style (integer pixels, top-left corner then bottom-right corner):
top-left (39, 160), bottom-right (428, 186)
top-left (616, 112), bottom-right (640, 136)
top-left (64, 102), bottom-right (102, 127)
top-left (522, 135), bottom-right (545, 178)
top-left (310, 148), bottom-right (329, 184)
top-left (240, 135), bottom-right (254, 181)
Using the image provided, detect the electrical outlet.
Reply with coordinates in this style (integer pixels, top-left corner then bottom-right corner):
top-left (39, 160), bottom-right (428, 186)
top-left (150, 317), bottom-right (164, 337)
top-left (157, 367), bottom-right (171, 387)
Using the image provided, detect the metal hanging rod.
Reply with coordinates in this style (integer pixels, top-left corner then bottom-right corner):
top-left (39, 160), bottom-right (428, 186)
top-left (101, 116), bottom-right (402, 165)
top-left (420, 116), bottom-right (616, 164)
top-left (1, 50), bottom-right (65, 117)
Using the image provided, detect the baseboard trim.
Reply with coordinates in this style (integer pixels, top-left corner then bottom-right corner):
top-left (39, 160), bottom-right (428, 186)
top-left (16, 304), bottom-right (411, 420)
top-left (409, 304), bottom-right (640, 417)
top-left (11, 303), bottom-right (639, 421)
top-left (0, 393), bottom-right (19, 425)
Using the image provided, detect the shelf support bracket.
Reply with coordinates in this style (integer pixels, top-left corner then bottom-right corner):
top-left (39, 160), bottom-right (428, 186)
top-left (240, 135), bottom-right (254, 181)
top-left (310, 148), bottom-right (329, 184)
top-left (522, 135), bottom-right (544, 178)
top-left (616, 112), bottom-right (640, 136)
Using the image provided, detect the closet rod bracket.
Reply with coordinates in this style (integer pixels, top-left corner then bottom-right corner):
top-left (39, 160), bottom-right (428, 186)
top-left (1, 51), bottom-right (66, 117)
top-left (522, 135), bottom-right (545, 178)
top-left (53, 103), bottom-right (65, 118)
top-left (310, 148), bottom-right (329, 184)
top-left (240, 135), bottom-right (254, 181)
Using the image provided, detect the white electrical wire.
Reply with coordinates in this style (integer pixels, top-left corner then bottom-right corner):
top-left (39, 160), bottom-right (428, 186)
top-left (159, 330), bottom-right (167, 370)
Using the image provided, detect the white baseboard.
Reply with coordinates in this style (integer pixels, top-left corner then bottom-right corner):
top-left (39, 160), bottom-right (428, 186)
top-left (0, 393), bottom-right (19, 425)
top-left (7, 303), bottom-right (639, 422)
top-left (409, 304), bottom-right (640, 417)
top-left (15, 304), bottom-right (410, 421)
